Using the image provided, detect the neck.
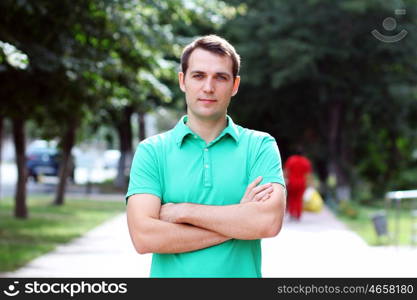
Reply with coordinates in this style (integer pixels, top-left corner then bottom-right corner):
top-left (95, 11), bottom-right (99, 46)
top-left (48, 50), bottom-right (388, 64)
top-left (186, 113), bottom-right (227, 144)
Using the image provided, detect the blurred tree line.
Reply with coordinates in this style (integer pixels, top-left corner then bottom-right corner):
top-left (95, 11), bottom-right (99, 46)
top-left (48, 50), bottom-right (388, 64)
top-left (0, 0), bottom-right (416, 219)
top-left (223, 0), bottom-right (417, 204)
top-left (0, 0), bottom-right (234, 218)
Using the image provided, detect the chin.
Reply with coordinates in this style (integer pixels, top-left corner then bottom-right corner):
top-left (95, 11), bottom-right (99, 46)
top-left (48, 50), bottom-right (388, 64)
top-left (192, 110), bottom-right (222, 120)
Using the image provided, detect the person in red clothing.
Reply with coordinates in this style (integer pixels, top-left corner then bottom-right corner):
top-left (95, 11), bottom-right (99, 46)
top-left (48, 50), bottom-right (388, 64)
top-left (284, 149), bottom-right (312, 220)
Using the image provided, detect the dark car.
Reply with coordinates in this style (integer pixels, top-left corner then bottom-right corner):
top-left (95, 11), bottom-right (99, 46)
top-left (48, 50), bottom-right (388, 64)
top-left (26, 146), bottom-right (75, 182)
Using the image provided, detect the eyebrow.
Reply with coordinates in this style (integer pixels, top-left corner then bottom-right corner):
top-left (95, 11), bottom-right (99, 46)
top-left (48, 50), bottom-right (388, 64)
top-left (190, 70), bottom-right (232, 79)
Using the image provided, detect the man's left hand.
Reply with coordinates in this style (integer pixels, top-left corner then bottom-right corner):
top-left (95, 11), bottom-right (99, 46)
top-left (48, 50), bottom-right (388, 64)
top-left (160, 203), bottom-right (186, 223)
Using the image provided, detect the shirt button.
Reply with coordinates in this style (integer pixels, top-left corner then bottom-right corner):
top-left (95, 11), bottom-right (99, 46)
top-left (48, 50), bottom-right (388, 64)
top-left (194, 135), bottom-right (197, 139)
top-left (205, 164), bottom-right (209, 168)
top-left (204, 148), bottom-right (208, 152)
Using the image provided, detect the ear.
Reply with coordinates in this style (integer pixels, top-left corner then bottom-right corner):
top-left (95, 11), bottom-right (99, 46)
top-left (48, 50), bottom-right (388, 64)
top-left (178, 72), bottom-right (186, 92)
top-left (231, 76), bottom-right (240, 97)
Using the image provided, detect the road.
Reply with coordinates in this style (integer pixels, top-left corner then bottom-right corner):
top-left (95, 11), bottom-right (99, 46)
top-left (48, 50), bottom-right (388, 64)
top-left (0, 162), bottom-right (117, 198)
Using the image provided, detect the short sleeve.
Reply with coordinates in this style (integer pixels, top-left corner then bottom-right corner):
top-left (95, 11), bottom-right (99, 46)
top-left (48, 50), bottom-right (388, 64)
top-left (125, 142), bottom-right (162, 202)
top-left (249, 135), bottom-right (286, 189)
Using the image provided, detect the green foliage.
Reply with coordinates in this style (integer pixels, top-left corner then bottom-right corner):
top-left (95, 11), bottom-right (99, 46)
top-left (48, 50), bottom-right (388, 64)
top-left (338, 200), bottom-right (360, 219)
top-left (0, 0), bottom-right (234, 137)
top-left (0, 196), bottom-right (125, 272)
top-left (223, 0), bottom-right (417, 199)
top-left (338, 204), bottom-right (416, 246)
top-left (0, 0), bottom-right (236, 203)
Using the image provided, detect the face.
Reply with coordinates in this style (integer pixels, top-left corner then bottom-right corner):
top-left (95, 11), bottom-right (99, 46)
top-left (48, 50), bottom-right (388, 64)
top-left (179, 48), bottom-right (240, 121)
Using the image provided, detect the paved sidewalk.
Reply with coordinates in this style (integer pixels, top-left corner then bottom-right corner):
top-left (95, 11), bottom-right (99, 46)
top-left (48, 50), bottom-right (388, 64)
top-left (1, 213), bottom-right (150, 278)
top-left (2, 206), bottom-right (416, 278)
top-left (263, 207), bottom-right (417, 277)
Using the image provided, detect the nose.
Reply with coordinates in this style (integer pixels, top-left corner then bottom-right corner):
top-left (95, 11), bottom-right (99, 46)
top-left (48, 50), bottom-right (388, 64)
top-left (203, 77), bottom-right (214, 93)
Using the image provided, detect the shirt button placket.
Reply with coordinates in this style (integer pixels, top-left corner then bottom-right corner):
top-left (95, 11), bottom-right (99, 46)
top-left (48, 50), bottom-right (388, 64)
top-left (203, 147), bottom-right (212, 187)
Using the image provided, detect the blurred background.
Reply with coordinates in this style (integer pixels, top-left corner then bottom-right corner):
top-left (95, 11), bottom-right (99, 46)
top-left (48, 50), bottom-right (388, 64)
top-left (0, 0), bottom-right (417, 276)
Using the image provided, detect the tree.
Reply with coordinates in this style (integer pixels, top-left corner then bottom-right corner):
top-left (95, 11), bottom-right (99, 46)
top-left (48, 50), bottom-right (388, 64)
top-left (86, 0), bottom-right (236, 189)
top-left (0, 0), bottom-right (237, 214)
top-left (0, 0), bottom-right (118, 209)
top-left (223, 0), bottom-right (417, 200)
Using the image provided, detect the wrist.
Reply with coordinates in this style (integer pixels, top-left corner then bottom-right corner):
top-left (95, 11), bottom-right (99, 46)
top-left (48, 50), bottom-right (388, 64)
top-left (177, 202), bottom-right (191, 223)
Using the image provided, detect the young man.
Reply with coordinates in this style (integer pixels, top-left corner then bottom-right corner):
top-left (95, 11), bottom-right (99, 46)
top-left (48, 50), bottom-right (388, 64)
top-left (126, 35), bottom-right (286, 277)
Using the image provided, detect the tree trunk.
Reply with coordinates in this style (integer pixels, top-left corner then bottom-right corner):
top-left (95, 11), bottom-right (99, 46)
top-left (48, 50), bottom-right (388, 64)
top-left (54, 120), bottom-right (77, 205)
top-left (12, 117), bottom-right (28, 218)
top-left (328, 100), bottom-right (340, 178)
top-left (327, 99), bottom-right (350, 201)
top-left (0, 116), bottom-right (3, 200)
top-left (138, 111), bottom-right (146, 142)
top-left (378, 129), bottom-right (400, 197)
top-left (115, 106), bottom-right (133, 189)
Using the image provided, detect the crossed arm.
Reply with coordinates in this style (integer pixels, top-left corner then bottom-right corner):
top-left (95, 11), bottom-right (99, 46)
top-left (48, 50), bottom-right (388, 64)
top-left (127, 177), bottom-right (286, 254)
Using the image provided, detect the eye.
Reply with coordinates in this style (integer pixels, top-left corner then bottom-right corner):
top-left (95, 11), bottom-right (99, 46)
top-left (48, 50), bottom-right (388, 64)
top-left (216, 75), bottom-right (228, 81)
top-left (193, 74), bottom-right (204, 79)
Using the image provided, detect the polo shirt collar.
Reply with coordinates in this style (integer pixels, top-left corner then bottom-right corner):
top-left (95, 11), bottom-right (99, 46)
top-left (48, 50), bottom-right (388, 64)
top-left (173, 115), bottom-right (240, 147)
top-left (222, 115), bottom-right (240, 142)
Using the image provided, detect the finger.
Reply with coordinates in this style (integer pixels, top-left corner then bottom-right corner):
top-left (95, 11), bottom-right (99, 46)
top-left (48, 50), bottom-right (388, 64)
top-left (261, 193), bottom-right (271, 201)
top-left (250, 183), bottom-right (272, 198)
top-left (250, 186), bottom-right (274, 201)
top-left (248, 176), bottom-right (262, 189)
top-left (255, 194), bottom-right (270, 202)
top-left (254, 186), bottom-right (273, 201)
top-left (244, 176), bottom-right (263, 197)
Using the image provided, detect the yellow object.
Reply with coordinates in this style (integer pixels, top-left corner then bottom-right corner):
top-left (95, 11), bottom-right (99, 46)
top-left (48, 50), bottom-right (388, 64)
top-left (303, 187), bottom-right (324, 212)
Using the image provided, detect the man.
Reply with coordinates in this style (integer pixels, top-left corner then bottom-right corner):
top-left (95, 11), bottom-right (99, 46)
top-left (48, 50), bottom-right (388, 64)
top-left (126, 35), bottom-right (286, 278)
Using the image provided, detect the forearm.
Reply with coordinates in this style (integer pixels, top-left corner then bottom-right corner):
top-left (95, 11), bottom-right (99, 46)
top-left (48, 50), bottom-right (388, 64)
top-left (179, 201), bottom-right (282, 240)
top-left (158, 183), bottom-right (286, 240)
top-left (130, 216), bottom-right (230, 254)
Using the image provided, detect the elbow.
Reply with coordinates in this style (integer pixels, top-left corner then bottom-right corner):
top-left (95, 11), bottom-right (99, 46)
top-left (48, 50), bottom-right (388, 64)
top-left (261, 190), bottom-right (286, 238)
top-left (135, 244), bottom-right (151, 255)
top-left (128, 216), bottom-right (158, 254)
top-left (131, 233), bottom-right (154, 254)
top-left (133, 238), bottom-right (151, 254)
top-left (265, 220), bottom-right (283, 238)
top-left (261, 215), bottom-right (284, 238)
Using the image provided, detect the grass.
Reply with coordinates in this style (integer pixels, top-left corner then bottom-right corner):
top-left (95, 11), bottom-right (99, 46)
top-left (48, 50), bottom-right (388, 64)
top-left (77, 178), bottom-right (127, 194)
top-left (0, 196), bottom-right (125, 272)
top-left (336, 201), bottom-right (417, 246)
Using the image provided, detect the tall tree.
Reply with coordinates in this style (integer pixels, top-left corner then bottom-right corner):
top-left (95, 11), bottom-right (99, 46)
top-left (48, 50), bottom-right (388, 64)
top-left (0, 0), bottom-right (115, 208)
top-left (0, 115), bottom-right (3, 200)
top-left (88, 0), bottom-right (236, 189)
top-left (224, 0), bottom-right (417, 200)
top-left (0, 0), bottom-right (237, 211)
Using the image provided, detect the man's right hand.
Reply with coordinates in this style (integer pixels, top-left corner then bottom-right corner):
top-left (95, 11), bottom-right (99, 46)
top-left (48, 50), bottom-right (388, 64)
top-left (240, 176), bottom-right (273, 203)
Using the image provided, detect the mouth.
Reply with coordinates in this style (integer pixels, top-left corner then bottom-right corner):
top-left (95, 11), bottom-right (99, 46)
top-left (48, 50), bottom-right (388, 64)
top-left (198, 98), bottom-right (217, 103)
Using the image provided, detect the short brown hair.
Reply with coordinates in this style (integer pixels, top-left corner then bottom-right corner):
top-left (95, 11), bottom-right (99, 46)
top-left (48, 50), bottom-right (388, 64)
top-left (180, 35), bottom-right (241, 78)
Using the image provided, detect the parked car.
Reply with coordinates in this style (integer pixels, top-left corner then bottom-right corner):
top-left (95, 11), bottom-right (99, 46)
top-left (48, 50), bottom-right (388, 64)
top-left (103, 149), bottom-right (120, 169)
top-left (26, 143), bottom-right (75, 183)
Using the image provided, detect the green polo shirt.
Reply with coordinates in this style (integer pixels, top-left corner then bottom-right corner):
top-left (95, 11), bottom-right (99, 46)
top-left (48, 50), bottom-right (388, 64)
top-left (126, 115), bottom-right (285, 278)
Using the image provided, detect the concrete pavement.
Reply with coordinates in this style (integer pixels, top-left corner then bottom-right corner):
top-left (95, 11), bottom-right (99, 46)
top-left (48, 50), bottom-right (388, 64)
top-left (263, 207), bottom-right (417, 277)
top-left (2, 205), bottom-right (417, 278)
top-left (1, 213), bottom-right (151, 278)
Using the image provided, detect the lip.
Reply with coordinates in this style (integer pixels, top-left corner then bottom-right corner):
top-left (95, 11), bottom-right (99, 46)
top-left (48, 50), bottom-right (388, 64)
top-left (198, 98), bottom-right (217, 103)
